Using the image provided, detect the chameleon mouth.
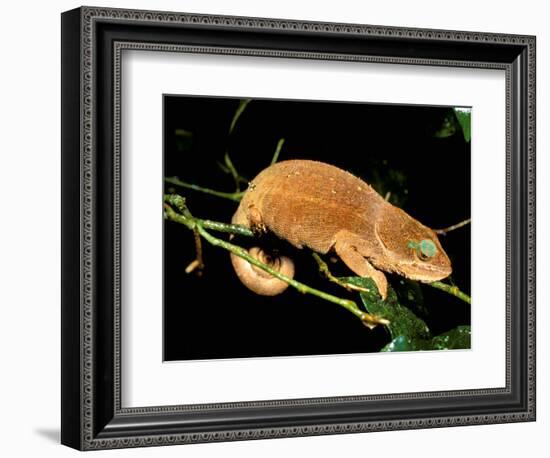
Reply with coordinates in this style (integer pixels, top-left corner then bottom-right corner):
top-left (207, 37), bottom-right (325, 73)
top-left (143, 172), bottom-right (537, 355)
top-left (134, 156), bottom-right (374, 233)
top-left (409, 262), bottom-right (452, 282)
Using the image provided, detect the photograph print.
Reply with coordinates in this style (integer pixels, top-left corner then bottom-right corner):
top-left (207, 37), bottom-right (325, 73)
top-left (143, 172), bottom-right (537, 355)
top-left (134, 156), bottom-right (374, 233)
top-left (163, 95), bottom-right (471, 361)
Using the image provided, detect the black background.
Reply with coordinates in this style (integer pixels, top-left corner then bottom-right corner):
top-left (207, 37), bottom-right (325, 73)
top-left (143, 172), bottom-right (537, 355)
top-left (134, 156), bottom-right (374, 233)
top-left (163, 95), bottom-right (471, 361)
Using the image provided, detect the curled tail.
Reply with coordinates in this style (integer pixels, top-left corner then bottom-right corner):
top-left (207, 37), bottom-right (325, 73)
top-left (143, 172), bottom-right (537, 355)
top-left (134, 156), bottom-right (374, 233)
top-left (230, 248), bottom-right (294, 296)
top-left (230, 205), bottom-right (294, 296)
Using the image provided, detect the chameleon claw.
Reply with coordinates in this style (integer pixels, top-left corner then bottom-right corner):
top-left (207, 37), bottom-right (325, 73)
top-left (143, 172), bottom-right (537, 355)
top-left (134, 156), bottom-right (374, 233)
top-left (312, 252), bottom-right (371, 293)
top-left (342, 282), bottom-right (370, 293)
top-left (361, 313), bottom-right (390, 329)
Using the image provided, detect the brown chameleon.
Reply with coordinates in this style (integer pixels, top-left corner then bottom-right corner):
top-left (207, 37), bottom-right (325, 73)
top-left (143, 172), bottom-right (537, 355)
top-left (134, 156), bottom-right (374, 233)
top-left (230, 159), bottom-right (451, 299)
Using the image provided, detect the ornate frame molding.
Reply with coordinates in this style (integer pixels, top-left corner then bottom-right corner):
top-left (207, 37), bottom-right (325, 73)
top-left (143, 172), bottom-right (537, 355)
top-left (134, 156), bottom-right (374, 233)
top-left (61, 6), bottom-right (535, 450)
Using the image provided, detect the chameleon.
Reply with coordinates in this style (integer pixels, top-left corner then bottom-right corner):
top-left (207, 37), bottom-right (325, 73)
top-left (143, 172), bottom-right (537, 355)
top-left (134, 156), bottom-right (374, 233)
top-left (230, 159), bottom-right (452, 299)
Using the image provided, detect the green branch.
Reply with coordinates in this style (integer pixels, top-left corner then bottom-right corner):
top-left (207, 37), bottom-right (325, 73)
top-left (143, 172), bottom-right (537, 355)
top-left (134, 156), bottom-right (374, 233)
top-left (428, 281), bottom-right (471, 304)
top-left (165, 176), bottom-right (245, 202)
top-left (271, 138), bottom-right (285, 165)
top-left (223, 152), bottom-right (246, 192)
top-left (199, 218), bottom-right (253, 237)
top-left (225, 99), bottom-right (252, 191)
top-left (229, 99), bottom-right (251, 134)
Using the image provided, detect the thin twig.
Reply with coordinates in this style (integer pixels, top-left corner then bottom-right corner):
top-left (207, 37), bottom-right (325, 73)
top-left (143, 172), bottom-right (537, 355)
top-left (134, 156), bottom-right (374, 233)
top-left (312, 253), bottom-right (370, 293)
top-left (163, 199), bottom-right (387, 328)
top-left (164, 176), bottom-right (245, 202)
top-left (224, 152), bottom-right (246, 192)
top-left (428, 281), bottom-right (471, 304)
top-left (217, 157), bottom-right (248, 189)
top-left (216, 161), bottom-right (231, 174)
top-left (434, 218), bottom-right (471, 235)
top-left (185, 228), bottom-right (204, 274)
top-left (224, 99), bottom-right (252, 191)
top-left (185, 259), bottom-right (201, 274)
top-left (229, 99), bottom-right (251, 134)
top-left (271, 138), bottom-right (285, 165)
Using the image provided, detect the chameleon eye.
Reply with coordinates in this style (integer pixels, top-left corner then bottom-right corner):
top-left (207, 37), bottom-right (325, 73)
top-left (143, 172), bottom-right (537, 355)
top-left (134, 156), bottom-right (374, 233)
top-left (408, 239), bottom-right (437, 261)
top-left (419, 239), bottom-right (437, 259)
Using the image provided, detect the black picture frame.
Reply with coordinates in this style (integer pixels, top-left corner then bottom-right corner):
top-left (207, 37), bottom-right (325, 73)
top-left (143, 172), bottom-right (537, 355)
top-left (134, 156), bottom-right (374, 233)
top-left (61, 6), bottom-right (536, 451)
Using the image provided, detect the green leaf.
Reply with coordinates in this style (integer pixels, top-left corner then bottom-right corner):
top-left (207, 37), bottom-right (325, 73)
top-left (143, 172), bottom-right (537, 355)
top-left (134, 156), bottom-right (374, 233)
top-left (382, 325), bottom-right (471, 352)
top-left (433, 111), bottom-right (457, 138)
top-left (381, 335), bottom-right (432, 352)
top-left (431, 325), bottom-right (471, 350)
top-left (340, 277), bottom-right (430, 341)
top-left (174, 129), bottom-right (193, 152)
top-left (175, 128), bottom-right (193, 138)
top-left (393, 278), bottom-right (428, 318)
top-left (433, 108), bottom-right (471, 143)
top-left (453, 107), bottom-right (471, 143)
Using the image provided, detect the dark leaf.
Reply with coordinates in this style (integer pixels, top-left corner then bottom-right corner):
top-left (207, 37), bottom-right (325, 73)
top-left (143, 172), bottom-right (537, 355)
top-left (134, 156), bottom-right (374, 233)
top-left (382, 325), bottom-right (471, 352)
top-left (433, 111), bottom-right (457, 138)
top-left (453, 108), bottom-right (471, 143)
top-left (381, 335), bottom-right (432, 352)
top-left (393, 277), bottom-right (428, 318)
top-left (431, 325), bottom-right (471, 350)
top-left (340, 277), bottom-right (430, 340)
top-left (174, 128), bottom-right (193, 152)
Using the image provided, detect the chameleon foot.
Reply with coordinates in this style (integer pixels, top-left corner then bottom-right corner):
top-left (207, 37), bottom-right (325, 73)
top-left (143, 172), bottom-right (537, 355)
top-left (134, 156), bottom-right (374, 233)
top-left (312, 253), bottom-right (371, 293)
top-left (334, 236), bottom-right (389, 300)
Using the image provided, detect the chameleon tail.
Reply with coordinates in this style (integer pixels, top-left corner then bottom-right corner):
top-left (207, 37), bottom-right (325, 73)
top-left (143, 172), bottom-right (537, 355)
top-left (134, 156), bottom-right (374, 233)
top-left (230, 247), bottom-right (294, 296)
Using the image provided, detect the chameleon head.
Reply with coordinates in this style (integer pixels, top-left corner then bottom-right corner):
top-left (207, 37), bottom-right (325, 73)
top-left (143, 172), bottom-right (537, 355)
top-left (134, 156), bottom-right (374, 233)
top-left (374, 206), bottom-right (452, 282)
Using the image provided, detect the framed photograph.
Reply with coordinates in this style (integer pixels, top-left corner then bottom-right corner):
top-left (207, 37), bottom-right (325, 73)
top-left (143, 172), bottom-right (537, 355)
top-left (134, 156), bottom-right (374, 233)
top-left (61, 6), bottom-right (536, 450)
